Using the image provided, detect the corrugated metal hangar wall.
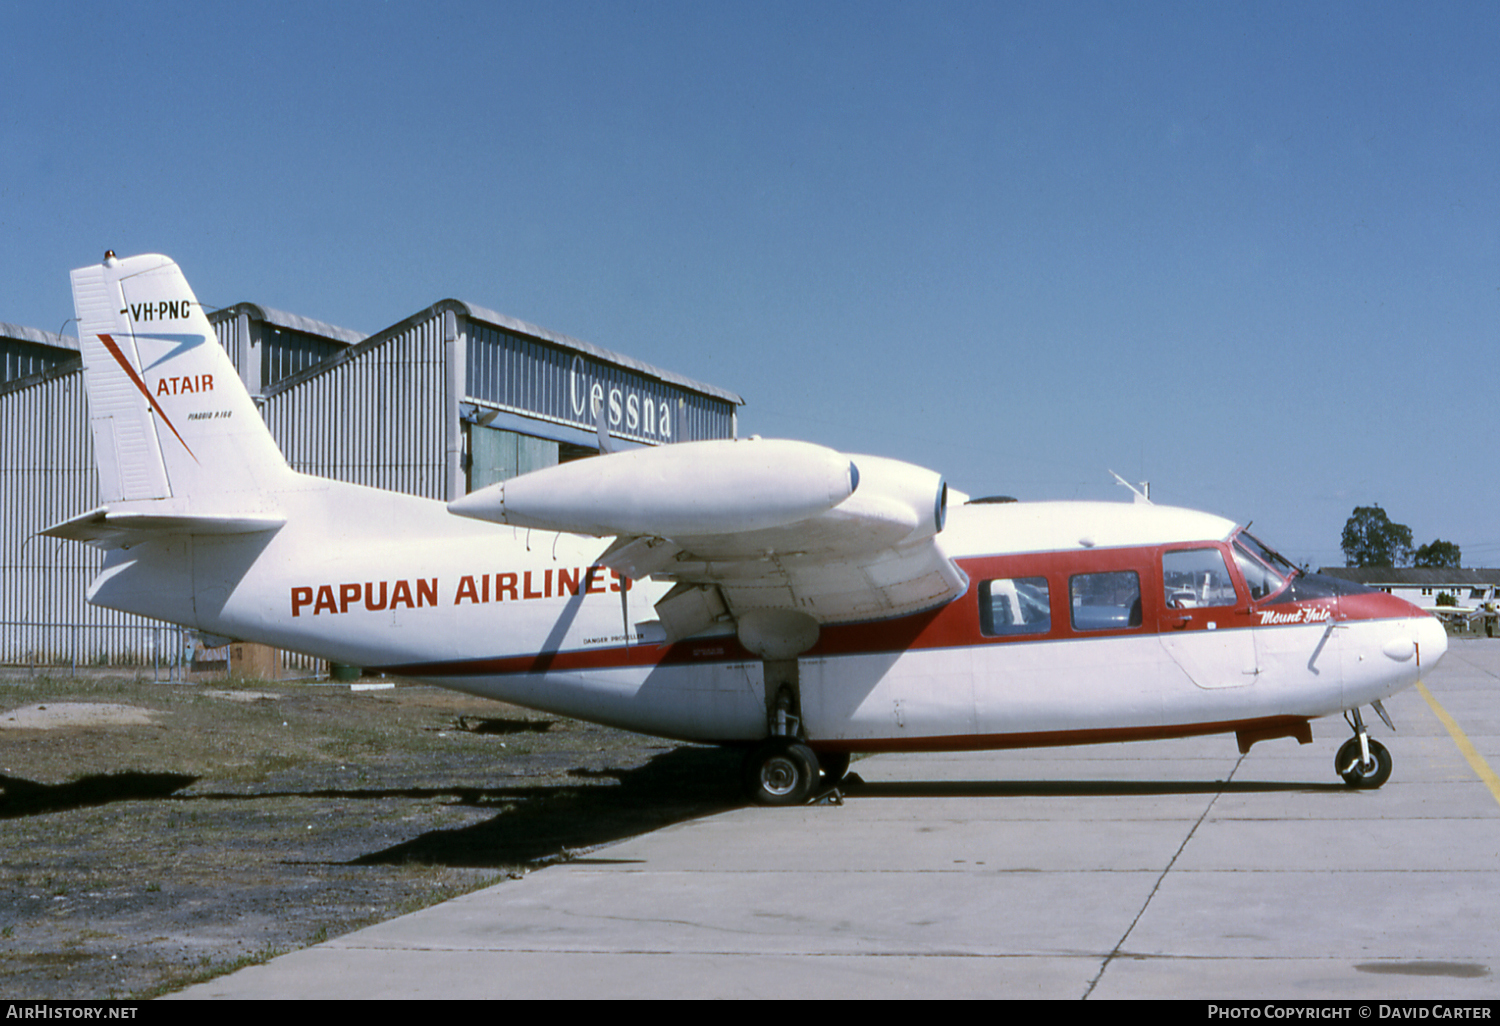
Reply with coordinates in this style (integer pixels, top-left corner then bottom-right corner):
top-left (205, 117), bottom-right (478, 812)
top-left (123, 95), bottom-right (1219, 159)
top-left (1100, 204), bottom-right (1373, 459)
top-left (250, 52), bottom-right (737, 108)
top-left (0, 299), bottom-right (741, 664)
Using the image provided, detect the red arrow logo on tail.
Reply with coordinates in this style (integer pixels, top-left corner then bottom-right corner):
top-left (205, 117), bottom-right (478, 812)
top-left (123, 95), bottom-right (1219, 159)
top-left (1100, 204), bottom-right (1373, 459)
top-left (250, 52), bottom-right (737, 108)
top-left (96, 333), bottom-right (199, 464)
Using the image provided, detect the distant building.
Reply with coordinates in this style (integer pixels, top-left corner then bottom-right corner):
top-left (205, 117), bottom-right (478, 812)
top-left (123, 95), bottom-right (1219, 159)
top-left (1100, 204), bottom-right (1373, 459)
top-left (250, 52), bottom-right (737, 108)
top-left (1317, 567), bottom-right (1500, 608)
top-left (1, 297), bottom-right (742, 664)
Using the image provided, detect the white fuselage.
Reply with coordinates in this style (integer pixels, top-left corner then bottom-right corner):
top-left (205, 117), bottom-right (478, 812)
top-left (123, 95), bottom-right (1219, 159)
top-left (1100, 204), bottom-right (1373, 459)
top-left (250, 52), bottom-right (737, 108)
top-left (88, 475), bottom-right (1446, 753)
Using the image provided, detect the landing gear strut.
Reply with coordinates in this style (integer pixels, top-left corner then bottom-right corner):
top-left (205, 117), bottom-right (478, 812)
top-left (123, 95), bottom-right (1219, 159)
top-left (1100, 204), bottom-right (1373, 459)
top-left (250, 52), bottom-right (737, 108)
top-left (741, 681), bottom-right (824, 806)
top-left (736, 616), bottom-right (831, 806)
top-left (1336, 705), bottom-right (1393, 789)
top-left (742, 736), bottom-right (821, 806)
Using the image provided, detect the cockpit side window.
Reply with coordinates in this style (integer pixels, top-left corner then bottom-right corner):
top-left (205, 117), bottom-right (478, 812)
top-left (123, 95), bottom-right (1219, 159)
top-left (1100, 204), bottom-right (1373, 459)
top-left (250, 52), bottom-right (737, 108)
top-left (1233, 535), bottom-right (1289, 601)
top-left (1163, 548), bottom-right (1239, 608)
top-left (1238, 532), bottom-right (1297, 579)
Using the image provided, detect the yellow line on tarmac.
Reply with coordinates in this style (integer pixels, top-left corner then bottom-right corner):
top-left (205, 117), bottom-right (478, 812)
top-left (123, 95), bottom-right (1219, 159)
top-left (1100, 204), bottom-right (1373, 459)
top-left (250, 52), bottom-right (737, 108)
top-left (1417, 680), bottom-right (1500, 809)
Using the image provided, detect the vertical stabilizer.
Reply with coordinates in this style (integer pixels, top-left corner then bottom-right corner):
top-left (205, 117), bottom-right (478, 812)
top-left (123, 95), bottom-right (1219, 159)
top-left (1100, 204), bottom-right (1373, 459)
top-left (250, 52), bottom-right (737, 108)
top-left (70, 253), bottom-right (292, 508)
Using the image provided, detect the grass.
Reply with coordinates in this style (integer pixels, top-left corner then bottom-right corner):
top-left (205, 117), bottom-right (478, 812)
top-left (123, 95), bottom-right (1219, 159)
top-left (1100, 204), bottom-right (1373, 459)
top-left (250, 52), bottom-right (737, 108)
top-left (2, 669), bottom-right (707, 1001)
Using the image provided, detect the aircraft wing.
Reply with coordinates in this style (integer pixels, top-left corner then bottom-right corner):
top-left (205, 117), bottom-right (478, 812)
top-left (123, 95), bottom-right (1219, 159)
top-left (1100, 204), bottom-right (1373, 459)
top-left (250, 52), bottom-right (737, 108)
top-left (447, 438), bottom-right (967, 642)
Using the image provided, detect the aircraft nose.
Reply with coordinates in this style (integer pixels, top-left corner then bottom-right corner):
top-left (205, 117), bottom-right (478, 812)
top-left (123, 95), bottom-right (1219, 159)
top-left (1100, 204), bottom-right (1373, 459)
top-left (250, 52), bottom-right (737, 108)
top-left (1346, 590), bottom-right (1449, 676)
top-left (1417, 612), bottom-right (1449, 672)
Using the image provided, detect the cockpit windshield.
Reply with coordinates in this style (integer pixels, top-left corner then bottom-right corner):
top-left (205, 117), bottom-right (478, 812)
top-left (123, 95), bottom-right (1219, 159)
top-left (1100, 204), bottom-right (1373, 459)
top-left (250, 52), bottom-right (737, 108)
top-left (1232, 531), bottom-right (1297, 601)
top-left (1231, 529), bottom-right (1377, 604)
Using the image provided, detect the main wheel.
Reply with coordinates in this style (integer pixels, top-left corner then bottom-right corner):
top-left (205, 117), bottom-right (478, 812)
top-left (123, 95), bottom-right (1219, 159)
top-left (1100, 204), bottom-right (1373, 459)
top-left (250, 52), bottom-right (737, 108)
top-left (743, 739), bottom-right (820, 806)
top-left (1336, 737), bottom-right (1392, 789)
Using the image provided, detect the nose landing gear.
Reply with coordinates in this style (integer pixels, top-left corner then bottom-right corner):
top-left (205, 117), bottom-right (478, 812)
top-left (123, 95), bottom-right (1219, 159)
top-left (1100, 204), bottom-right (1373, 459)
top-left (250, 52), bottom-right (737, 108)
top-left (1337, 704), bottom-right (1394, 789)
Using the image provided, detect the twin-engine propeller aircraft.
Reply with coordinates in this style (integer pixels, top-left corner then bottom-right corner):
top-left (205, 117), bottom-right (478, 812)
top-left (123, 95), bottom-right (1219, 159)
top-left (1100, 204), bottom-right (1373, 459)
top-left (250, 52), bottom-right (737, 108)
top-left (46, 253), bottom-right (1447, 803)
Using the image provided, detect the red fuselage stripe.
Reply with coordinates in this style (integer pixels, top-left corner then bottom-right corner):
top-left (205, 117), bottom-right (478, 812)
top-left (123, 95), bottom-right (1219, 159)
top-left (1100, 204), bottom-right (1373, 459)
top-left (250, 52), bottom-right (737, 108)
top-left (373, 548), bottom-right (1425, 679)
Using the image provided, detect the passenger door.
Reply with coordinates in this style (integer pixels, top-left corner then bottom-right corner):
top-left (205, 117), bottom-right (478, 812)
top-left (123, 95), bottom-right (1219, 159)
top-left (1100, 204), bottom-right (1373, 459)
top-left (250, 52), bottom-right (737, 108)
top-left (1157, 546), bottom-right (1259, 689)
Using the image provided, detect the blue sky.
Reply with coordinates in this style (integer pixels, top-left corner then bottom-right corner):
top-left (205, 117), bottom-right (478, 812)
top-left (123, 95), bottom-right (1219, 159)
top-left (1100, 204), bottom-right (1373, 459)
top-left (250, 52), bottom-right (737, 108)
top-left (4, 1), bottom-right (1497, 568)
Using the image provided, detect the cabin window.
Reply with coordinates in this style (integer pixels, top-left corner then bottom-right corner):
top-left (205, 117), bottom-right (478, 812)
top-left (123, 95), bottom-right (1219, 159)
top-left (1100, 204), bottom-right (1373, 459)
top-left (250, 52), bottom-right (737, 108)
top-left (979, 577), bottom-right (1051, 637)
top-left (1163, 548), bottom-right (1239, 608)
top-left (1070, 571), bottom-right (1142, 631)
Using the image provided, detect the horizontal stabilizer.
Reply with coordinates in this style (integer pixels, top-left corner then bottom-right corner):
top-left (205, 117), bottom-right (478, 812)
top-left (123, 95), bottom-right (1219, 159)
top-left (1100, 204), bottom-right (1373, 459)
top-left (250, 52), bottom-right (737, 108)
top-left (43, 506), bottom-right (286, 547)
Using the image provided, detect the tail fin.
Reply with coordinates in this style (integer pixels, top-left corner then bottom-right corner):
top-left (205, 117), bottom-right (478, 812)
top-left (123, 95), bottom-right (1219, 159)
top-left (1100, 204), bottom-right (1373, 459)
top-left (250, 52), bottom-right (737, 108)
top-left (68, 252), bottom-right (291, 504)
top-left (43, 253), bottom-right (291, 546)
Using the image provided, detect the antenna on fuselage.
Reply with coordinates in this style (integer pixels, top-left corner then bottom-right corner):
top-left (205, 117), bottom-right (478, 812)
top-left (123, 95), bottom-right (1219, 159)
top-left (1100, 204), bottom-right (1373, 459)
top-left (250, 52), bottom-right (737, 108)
top-left (1109, 470), bottom-right (1152, 504)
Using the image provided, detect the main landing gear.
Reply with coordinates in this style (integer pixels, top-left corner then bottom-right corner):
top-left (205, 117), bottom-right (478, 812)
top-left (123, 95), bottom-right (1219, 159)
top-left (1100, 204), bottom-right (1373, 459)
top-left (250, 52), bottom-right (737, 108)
top-left (740, 739), bottom-right (851, 805)
top-left (1337, 703), bottom-right (1394, 789)
top-left (743, 736), bottom-right (821, 805)
top-left (740, 686), bottom-right (851, 805)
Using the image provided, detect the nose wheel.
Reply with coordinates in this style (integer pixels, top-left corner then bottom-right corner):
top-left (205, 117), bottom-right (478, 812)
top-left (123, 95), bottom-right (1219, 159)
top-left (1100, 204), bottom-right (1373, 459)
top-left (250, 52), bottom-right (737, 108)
top-left (1336, 736), bottom-right (1392, 788)
top-left (1337, 706), bottom-right (1393, 789)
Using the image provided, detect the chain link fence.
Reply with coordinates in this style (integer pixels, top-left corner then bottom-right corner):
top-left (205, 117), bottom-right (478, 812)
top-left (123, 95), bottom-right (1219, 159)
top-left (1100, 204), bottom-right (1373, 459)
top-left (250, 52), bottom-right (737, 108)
top-left (0, 622), bottom-right (326, 682)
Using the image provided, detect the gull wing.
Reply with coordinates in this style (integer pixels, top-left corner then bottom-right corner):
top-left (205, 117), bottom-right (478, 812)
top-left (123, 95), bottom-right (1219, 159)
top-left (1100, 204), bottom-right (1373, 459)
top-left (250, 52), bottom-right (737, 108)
top-left (448, 438), bottom-right (967, 642)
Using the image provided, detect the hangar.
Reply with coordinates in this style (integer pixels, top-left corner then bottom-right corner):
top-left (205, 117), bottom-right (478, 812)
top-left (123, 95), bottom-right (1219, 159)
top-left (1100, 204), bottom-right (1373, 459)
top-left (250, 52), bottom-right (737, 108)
top-left (0, 293), bottom-right (741, 667)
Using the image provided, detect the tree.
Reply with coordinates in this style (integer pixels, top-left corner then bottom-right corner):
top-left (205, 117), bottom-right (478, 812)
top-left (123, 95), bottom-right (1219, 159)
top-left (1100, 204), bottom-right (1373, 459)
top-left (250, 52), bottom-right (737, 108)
top-left (1413, 539), bottom-right (1462, 568)
top-left (1341, 505), bottom-right (1413, 567)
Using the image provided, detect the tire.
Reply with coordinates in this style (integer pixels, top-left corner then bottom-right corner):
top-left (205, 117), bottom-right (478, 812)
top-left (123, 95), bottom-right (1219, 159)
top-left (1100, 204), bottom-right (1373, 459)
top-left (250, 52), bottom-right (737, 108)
top-left (1337, 737), bottom-right (1392, 789)
top-left (743, 739), bottom-right (820, 806)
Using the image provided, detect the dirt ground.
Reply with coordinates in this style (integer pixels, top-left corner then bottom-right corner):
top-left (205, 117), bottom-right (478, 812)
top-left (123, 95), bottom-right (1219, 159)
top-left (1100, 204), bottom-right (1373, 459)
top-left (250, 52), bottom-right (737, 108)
top-left (0, 669), bottom-right (744, 999)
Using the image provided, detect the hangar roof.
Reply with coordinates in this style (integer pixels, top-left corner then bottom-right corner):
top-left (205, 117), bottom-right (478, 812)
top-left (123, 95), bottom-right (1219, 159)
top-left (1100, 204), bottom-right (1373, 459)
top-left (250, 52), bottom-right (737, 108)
top-left (1319, 567), bottom-right (1500, 587)
top-left (4, 295), bottom-right (742, 406)
top-left (0, 321), bottom-right (78, 353)
top-left (455, 299), bottom-right (742, 405)
top-left (210, 303), bottom-right (369, 346)
top-left (257, 297), bottom-right (743, 406)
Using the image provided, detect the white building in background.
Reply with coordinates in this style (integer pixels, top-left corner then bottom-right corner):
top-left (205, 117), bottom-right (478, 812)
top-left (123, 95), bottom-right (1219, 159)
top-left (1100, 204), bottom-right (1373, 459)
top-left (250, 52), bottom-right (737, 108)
top-left (1316, 567), bottom-right (1500, 609)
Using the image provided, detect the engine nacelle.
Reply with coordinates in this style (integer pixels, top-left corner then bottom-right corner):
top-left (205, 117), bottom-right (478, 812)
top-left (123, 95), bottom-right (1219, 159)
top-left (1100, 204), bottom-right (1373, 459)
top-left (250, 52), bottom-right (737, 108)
top-left (833, 453), bottom-right (948, 547)
top-left (447, 437), bottom-right (857, 538)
